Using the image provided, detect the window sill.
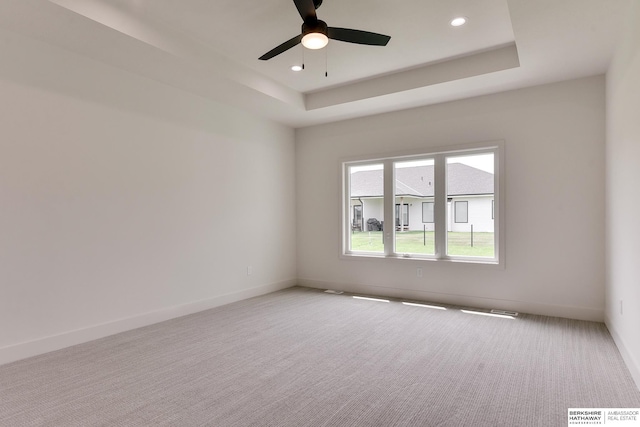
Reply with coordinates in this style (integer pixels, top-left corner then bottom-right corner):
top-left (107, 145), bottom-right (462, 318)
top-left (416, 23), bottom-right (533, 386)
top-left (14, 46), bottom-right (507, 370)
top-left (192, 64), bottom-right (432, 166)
top-left (340, 252), bottom-right (503, 269)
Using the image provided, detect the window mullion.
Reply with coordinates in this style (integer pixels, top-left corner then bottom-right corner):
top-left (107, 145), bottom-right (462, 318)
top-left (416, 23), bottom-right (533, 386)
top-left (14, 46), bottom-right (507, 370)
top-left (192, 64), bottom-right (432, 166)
top-left (383, 159), bottom-right (395, 256)
top-left (343, 164), bottom-right (352, 253)
top-left (434, 154), bottom-right (447, 259)
top-left (493, 147), bottom-right (501, 262)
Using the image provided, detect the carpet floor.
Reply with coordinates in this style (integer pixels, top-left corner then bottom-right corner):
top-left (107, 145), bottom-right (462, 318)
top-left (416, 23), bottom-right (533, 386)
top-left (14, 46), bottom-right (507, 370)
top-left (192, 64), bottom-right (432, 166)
top-left (1, 286), bottom-right (639, 426)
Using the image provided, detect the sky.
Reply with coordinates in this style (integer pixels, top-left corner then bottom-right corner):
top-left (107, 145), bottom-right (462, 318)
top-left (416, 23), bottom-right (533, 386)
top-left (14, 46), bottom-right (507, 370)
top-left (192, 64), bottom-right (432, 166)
top-left (350, 153), bottom-right (494, 174)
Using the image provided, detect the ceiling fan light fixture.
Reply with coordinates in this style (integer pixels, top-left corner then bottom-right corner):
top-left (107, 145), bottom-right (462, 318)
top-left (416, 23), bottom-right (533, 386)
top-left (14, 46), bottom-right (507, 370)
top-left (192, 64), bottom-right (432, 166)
top-left (291, 65), bottom-right (303, 71)
top-left (302, 32), bottom-right (329, 49)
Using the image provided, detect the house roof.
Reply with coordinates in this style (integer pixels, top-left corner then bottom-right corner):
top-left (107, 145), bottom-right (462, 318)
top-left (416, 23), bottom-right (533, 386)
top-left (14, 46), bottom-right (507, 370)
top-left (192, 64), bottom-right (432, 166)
top-left (350, 163), bottom-right (493, 198)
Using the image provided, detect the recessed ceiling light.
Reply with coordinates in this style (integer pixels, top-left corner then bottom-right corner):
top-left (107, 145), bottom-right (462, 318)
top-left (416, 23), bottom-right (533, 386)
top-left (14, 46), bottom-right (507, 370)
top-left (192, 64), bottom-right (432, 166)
top-left (450, 17), bottom-right (467, 27)
top-left (291, 65), bottom-right (303, 72)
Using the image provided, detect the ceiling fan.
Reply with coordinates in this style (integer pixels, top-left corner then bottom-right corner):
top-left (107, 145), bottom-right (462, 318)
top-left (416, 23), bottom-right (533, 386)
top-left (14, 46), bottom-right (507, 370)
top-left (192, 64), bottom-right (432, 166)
top-left (259, 0), bottom-right (391, 61)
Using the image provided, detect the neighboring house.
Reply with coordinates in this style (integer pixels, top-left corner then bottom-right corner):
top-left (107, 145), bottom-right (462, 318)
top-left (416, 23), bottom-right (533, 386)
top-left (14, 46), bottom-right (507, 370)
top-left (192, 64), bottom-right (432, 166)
top-left (350, 163), bottom-right (494, 232)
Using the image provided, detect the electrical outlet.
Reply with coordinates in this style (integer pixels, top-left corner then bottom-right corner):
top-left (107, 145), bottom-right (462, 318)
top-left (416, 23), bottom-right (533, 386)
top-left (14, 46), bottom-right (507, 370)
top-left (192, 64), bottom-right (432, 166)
top-left (417, 268), bottom-right (423, 278)
top-left (247, 266), bottom-right (252, 276)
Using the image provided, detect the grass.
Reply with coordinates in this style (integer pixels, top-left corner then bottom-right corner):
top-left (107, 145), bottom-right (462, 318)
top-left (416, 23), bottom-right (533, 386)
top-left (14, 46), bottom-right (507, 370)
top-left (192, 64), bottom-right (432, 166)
top-left (350, 231), bottom-right (494, 258)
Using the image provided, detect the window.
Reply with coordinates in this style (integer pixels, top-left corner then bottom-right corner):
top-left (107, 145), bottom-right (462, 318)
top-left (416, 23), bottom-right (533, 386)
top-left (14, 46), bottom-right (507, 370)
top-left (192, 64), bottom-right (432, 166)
top-left (395, 204), bottom-right (409, 227)
top-left (395, 158), bottom-right (434, 255)
top-left (346, 163), bottom-right (384, 254)
top-left (446, 152), bottom-right (495, 258)
top-left (422, 202), bottom-right (434, 223)
top-left (454, 201), bottom-right (468, 223)
top-left (343, 143), bottom-right (502, 264)
top-left (353, 205), bottom-right (362, 231)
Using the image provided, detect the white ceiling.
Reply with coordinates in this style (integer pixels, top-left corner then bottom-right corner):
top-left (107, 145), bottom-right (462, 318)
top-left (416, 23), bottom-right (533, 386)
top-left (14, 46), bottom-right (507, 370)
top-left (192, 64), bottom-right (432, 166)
top-left (0, 0), bottom-right (630, 127)
top-left (106, 0), bottom-right (516, 93)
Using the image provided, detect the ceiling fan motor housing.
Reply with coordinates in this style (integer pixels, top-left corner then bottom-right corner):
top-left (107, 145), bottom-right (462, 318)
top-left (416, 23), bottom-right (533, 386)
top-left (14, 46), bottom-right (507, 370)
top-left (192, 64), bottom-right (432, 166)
top-left (302, 19), bottom-right (328, 37)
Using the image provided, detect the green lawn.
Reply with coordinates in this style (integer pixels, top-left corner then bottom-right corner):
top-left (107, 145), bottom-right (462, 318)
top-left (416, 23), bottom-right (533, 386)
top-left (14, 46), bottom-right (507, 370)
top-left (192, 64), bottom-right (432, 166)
top-left (350, 231), bottom-right (494, 258)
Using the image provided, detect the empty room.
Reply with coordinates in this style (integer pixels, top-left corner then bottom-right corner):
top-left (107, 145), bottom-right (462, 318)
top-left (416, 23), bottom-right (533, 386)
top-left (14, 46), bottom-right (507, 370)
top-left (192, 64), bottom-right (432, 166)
top-left (1, 0), bottom-right (639, 425)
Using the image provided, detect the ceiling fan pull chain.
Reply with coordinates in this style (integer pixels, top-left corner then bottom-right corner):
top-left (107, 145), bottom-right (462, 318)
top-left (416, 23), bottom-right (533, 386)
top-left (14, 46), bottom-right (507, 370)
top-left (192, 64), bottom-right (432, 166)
top-left (325, 42), bottom-right (328, 77)
top-left (302, 45), bottom-right (305, 70)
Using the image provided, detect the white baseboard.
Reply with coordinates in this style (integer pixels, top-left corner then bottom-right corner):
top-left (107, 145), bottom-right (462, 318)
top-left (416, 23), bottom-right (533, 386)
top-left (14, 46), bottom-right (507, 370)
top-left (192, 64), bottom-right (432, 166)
top-left (297, 278), bottom-right (604, 322)
top-left (605, 314), bottom-right (640, 392)
top-left (0, 280), bottom-right (295, 367)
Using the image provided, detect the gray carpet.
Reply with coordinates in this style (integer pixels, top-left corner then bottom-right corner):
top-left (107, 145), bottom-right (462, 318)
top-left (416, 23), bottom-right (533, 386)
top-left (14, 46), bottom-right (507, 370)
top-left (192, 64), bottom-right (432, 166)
top-left (1, 286), bottom-right (639, 426)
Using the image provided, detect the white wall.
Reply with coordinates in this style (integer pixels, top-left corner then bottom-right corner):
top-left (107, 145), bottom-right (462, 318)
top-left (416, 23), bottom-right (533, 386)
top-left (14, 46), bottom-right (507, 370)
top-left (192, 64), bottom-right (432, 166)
top-left (361, 199), bottom-right (384, 228)
top-left (448, 197), bottom-right (494, 233)
top-left (297, 76), bottom-right (606, 321)
top-left (0, 29), bottom-right (296, 364)
top-left (388, 197), bottom-right (493, 232)
top-left (407, 198), bottom-right (434, 232)
top-left (605, 1), bottom-right (640, 389)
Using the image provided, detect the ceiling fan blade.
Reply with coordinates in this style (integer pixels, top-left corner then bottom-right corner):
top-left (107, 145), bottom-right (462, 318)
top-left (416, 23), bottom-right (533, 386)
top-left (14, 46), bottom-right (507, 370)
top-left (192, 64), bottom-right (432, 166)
top-left (327, 27), bottom-right (391, 46)
top-left (259, 34), bottom-right (303, 60)
top-left (293, 0), bottom-right (317, 22)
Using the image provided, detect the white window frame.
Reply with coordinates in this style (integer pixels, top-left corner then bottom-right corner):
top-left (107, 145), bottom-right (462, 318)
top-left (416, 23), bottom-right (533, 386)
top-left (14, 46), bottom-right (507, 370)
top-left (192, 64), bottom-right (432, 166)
top-left (342, 160), bottom-right (386, 255)
top-left (341, 141), bottom-right (504, 267)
